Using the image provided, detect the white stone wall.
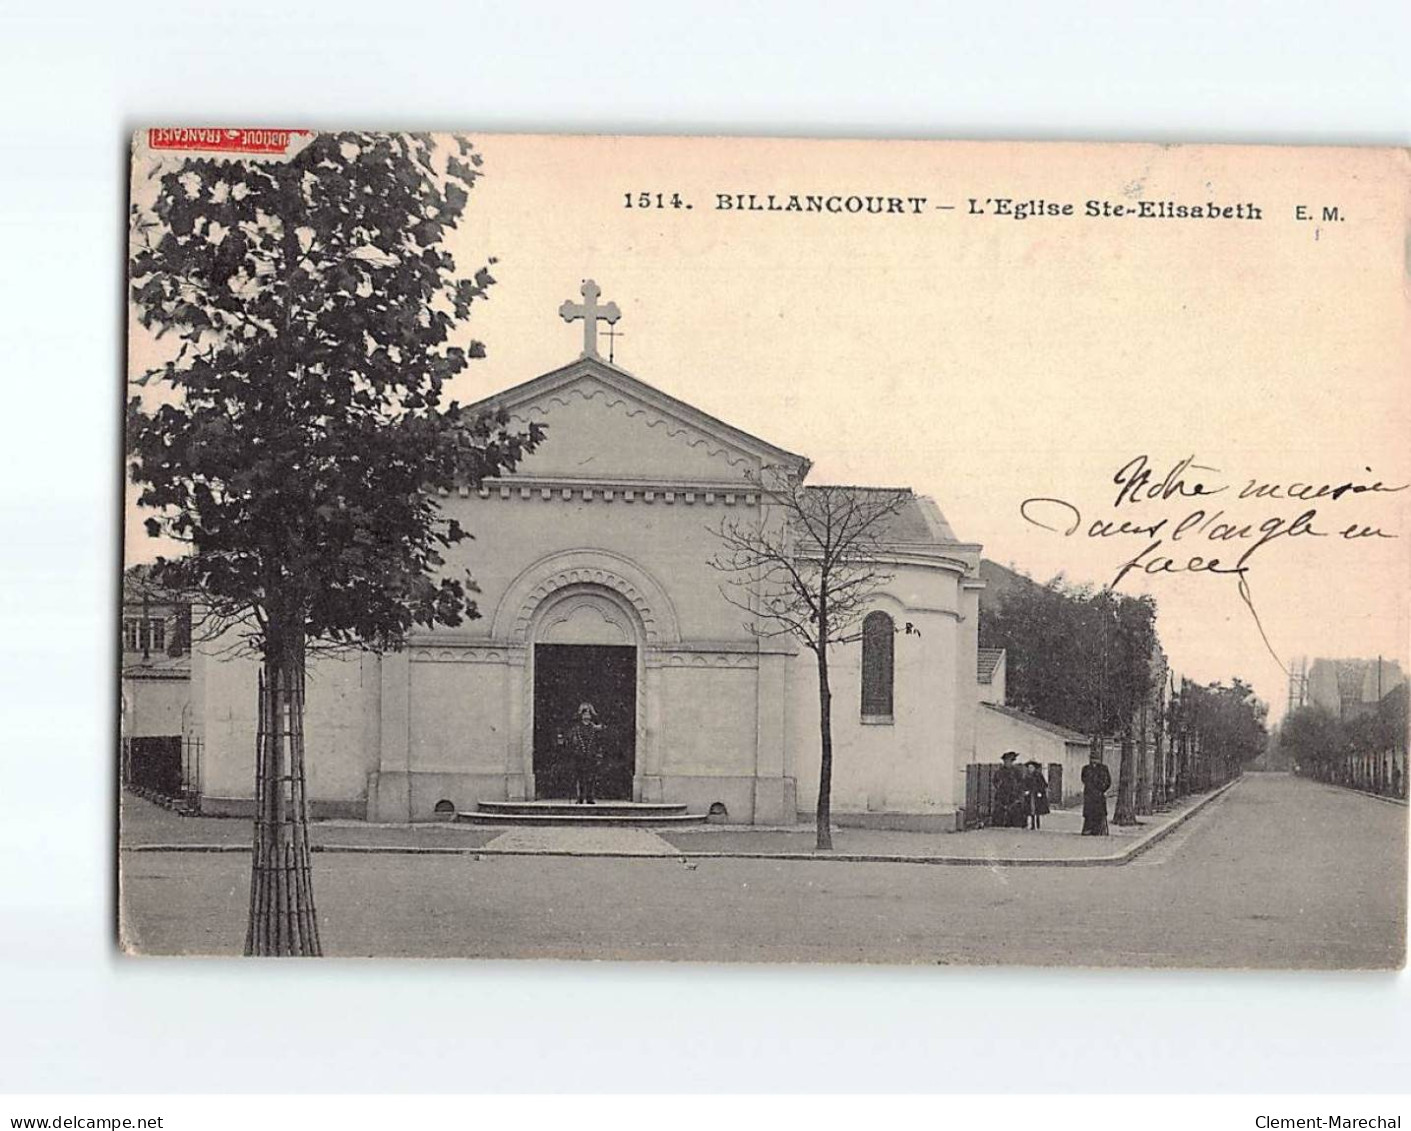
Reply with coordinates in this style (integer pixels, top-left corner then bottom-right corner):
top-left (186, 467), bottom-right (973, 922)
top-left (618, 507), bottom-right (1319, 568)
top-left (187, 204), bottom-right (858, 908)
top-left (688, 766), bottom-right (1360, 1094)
top-left (791, 562), bottom-right (970, 822)
top-left (122, 677), bottom-right (188, 738)
top-left (191, 644), bottom-right (256, 805)
top-left (955, 583), bottom-right (983, 802)
top-left (407, 655), bottom-right (512, 778)
top-left (975, 706), bottom-right (1069, 771)
top-left (974, 706), bottom-right (1092, 807)
top-left (192, 641), bottom-right (375, 817)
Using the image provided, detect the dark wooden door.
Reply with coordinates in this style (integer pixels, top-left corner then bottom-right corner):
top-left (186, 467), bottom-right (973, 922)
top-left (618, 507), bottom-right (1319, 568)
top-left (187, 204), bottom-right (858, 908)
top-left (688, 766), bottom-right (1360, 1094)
top-left (532, 644), bottom-right (637, 799)
top-left (127, 736), bottom-right (184, 797)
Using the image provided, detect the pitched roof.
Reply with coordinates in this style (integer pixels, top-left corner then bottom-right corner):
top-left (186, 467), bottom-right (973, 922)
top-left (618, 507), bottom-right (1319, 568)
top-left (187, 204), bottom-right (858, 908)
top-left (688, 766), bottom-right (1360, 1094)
top-left (977, 648), bottom-right (1005, 684)
top-left (123, 653), bottom-right (191, 680)
top-left (981, 702), bottom-right (1090, 744)
top-left (466, 354), bottom-right (811, 475)
top-left (800, 486), bottom-right (962, 545)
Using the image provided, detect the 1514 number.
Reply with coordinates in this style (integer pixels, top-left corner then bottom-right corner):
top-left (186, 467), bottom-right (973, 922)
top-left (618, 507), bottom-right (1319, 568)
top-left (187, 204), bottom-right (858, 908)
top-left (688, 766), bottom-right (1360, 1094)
top-left (624, 192), bottom-right (691, 210)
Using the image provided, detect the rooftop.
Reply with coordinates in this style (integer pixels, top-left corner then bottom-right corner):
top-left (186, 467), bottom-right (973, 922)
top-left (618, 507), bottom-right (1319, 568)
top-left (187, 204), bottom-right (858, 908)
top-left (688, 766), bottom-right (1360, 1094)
top-left (977, 648), bottom-right (1005, 684)
top-left (800, 486), bottom-right (962, 545)
top-left (981, 702), bottom-right (1090, 744)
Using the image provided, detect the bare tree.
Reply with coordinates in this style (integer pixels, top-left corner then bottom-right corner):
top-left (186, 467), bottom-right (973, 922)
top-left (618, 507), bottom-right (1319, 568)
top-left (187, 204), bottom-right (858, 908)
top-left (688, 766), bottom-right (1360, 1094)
top-left (710, 471), bottom-right (912, 850)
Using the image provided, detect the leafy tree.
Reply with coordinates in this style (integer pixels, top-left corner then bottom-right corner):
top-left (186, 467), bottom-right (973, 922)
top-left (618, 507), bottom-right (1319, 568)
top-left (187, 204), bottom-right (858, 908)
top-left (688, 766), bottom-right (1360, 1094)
top-left (1273, 704), bottom-right (1339, 777)
top-left (1179, 678), bottom-right (1268, 787)
top-left (127, 133), bottom-right (541, 955)
top-left (979, 574), bottom-right (1158, 823)
top-left (711, 476), bottom-right (911, 850)
top-left (980, 575), bottom-right (1093, 732)
top-left (1103, 590), bottom-right (1159, 825)
top-left (1279, 688), bottom-right (1404, 795)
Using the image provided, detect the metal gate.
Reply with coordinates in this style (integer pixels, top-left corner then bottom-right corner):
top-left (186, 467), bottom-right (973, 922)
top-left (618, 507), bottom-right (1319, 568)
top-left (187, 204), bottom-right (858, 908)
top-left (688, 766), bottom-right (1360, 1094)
top-left (964, 763), bottom-right (997, 829)
top-left (125, 736), bottom-right (183, 798)
top-left (965, 761), bottom-right (1066, 828)
top-left (121, 734), bottom-right (202, 811)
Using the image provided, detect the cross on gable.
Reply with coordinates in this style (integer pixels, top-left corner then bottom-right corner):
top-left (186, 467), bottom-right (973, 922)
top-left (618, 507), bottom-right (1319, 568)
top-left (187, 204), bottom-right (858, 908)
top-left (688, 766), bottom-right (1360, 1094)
top-left (559, 279), bottom-right (621, 360)
top-left (601, 321), bottom-right (623, 364)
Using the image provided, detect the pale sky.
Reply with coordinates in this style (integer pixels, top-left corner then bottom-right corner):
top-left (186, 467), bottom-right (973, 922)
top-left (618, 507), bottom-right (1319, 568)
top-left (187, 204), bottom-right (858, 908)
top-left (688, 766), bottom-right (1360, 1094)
top-left (127, 134), bottom-right (1411, 722)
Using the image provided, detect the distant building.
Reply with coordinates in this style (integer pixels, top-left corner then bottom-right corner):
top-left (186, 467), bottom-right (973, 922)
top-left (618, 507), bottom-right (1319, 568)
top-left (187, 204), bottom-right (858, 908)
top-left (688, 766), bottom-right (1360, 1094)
top-left (1306, 657), bottom-right (1406, 720)
top-left (1297, 659), bottom-right (1407, 797)
top-left (120, 568), bottom-right (193, 800)
top-left (976, 647), bottom-right (1006, 705)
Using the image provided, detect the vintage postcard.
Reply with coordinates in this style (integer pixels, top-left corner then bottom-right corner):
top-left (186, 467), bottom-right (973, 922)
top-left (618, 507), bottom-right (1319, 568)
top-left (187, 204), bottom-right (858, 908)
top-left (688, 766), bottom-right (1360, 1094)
top-left (121, 130), bottom-right (1409, 966)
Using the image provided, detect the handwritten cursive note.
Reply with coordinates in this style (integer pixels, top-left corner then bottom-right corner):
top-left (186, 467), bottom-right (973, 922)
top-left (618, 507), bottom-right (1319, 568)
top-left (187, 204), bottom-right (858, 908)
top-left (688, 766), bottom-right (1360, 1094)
top-left (1020, 455), bottom-right (1405, 665)
top-left (1021, 454), bottom-right (1404, 591)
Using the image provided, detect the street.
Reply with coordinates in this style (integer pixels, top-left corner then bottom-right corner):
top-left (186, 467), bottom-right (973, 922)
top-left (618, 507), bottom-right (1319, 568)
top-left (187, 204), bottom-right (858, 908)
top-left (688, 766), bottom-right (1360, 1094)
top-left (120, 773), bottom-right (1406, 967)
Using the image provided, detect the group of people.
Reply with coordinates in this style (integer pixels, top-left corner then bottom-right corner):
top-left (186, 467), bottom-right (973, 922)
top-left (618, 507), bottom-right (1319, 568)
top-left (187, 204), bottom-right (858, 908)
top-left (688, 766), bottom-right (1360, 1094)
top-left (991, 749), bottom-right (1113, 836)
top-left (566, 702), bottom-right (1118, 834)
top-left (990, 751), bottom-right (1052, 830)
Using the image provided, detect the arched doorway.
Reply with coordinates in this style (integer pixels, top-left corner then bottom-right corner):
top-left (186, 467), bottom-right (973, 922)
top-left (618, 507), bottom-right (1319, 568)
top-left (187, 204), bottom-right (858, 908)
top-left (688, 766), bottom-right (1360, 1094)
top-left (530, 587), bottom-right (641, 800)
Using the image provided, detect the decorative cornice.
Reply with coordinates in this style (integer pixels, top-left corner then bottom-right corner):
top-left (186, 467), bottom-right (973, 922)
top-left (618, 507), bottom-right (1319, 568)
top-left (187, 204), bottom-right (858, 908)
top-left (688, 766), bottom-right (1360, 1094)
top-left (862, 547), bottom-right (979, 574)
top-left (647, 639), bottom-right (768, 654)
top-left (121, 667), bottom-right (191, 682)
top-left (380, 637), bottom-right (792, 666)
top-left (792, 545), bottom-right (976, 576)
top-left (649, 650), bottom-right (758, 670)
top-left (409, 646), bottom-right (515, 664)
top-left (436, 478), bottom-right (759, 507)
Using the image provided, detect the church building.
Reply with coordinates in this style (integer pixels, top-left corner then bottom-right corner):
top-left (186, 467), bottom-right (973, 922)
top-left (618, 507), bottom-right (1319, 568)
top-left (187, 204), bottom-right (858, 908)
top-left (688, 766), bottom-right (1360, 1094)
top-left (188, 284), bottom-right (996, 829)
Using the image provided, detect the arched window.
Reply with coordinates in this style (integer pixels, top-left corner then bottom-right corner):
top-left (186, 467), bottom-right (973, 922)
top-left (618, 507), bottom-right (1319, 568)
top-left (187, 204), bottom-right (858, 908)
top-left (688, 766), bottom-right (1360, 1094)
top-left (860, 611), bottom-right (895, 720)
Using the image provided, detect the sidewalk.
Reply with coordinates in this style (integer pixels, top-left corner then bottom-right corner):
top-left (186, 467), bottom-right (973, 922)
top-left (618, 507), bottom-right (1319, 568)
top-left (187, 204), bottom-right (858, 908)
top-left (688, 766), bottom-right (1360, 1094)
top-left (121, 778), bottom-right (1240, 866)
top-left (1299, 776), bottom-right (1408, 807)
top-left (659, 793), bottom-right (1214, 864)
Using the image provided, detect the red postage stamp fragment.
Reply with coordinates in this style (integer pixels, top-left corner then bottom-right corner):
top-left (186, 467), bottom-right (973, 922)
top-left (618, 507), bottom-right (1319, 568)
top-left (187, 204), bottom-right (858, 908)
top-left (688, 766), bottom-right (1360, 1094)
top-left (142, 128), bottom-right (314, 161)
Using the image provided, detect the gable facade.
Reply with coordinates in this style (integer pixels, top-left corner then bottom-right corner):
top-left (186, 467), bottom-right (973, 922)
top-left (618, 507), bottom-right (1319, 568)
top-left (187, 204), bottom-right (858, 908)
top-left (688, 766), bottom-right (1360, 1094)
top-left (189, 356), bottom-right (984, 828)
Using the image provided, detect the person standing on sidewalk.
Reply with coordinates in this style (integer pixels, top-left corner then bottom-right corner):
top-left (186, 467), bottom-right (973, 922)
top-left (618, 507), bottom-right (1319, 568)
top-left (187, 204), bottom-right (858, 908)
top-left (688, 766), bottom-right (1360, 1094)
top-left (1081, 749), bottom-right (1112, 835)
top-left (564, 702), bottom-right (605, 805)
top-left (993, 750), bottom-right (1027, 827)
top-left (1023, 760), bottom-right (1050, 830)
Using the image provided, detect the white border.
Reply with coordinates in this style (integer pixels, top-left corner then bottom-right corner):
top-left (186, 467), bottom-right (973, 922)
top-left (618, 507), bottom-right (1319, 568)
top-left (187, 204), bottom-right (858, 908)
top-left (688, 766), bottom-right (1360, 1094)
top-left (0, 0), bottom-right (1407, 1096)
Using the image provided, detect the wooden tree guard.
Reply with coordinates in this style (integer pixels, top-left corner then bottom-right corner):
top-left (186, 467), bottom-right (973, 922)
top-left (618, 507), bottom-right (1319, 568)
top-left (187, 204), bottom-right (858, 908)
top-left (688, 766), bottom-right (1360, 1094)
top-left (245, 658), bottom-right (321, 957)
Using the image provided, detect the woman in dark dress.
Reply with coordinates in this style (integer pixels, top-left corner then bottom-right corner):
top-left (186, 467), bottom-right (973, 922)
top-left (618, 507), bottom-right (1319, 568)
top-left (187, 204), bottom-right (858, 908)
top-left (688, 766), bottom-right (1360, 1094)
top-left (1023, 760), bottom-right (1050, 830)
top-left (1081, 750), bottom-right (1112, 835)
top-left (992, 750), bottom-right (1027, 828)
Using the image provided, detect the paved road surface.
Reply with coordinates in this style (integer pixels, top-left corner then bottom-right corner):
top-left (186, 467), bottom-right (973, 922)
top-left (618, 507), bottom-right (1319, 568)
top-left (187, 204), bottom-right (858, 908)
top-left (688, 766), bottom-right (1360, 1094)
top-left (121, 773), bottom-right (1406, 967)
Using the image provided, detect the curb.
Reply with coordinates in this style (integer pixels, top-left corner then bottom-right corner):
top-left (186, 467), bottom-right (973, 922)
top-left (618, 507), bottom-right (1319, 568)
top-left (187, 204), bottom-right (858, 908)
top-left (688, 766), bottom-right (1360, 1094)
top-left (123, 777), bottom-right (1243, 867)
top-left (1299, 777), bottom-right (1408, 808)
top-left (1114, 776), bottom-right (1242, 863)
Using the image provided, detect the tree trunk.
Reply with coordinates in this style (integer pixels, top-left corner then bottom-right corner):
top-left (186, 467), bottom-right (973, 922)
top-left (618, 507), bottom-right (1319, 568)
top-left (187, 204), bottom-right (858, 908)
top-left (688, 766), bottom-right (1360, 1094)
top-left (245, 622), bottom-right (321, 956)
top-left (1113, 726), bottom-right (1139, 825)
top-left (815, 645), bottom-right (834, 852)
top-left (1135, 701), bottom-right (1151, 815)
top-left (1176, 727), bottom-right (1188, 798)
top-left (1151, 699), bottom-right (1167, 809)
